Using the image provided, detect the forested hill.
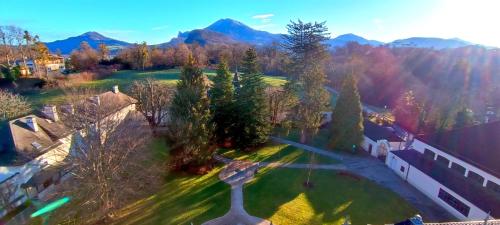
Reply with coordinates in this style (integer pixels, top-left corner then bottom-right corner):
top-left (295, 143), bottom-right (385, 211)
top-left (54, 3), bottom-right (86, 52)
top-left (327, 43), bottom-right (500, 131)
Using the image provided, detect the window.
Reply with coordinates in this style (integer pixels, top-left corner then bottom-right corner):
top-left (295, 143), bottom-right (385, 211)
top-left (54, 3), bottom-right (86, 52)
top-left (423, 148), bottom-right (435, 159)
top-left (450, 163), bottom-right (466, 176)
top-left (438, 188), bottom-right (470, 216)
top-left (486, 181), bottom-right (500, 195)
top-left (436, 155), bottom-right (450, 167)
top-left (467, 171), bottom-right (485, 185)
top-left (400, 166), bottom-right (405, 172)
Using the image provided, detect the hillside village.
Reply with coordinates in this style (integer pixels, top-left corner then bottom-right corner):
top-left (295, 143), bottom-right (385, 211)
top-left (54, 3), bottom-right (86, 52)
top-left (0, 12), bottom-right (499, 225)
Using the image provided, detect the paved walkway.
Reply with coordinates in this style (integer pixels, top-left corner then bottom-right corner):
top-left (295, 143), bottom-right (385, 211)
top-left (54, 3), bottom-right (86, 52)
top-left (270, 137), bottom-right (455, 222)
top-left (202, 161), bottom-right (271, 225)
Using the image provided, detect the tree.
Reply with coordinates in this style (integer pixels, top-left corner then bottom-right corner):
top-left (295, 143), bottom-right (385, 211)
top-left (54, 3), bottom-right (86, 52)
top-left (168, 56), bottom-right (214, 170)
top-left (34, 41), bottom-right (50, 78)
top-left (454, 107), bottom-right (474, 129)
top-left (174, 43), bottom-right (191, 66)
top-left (0, 89), bottom-right (31, 121)
top-left (70, 41), bottom-right (99, 71)
top-left (98, 43), bottom-right (109, 61)
top-left (393, 90), bottom-right (425, 132)
top-left (54, 88), bottom-right (162, 223)
top-left (232, 48), bottom-right (270, 150)
top-left (282, 20), bottom-right (330, 144)
top-left (329, 74), bottom-right (364, 152)
top-left (209, 59), bottom-right (235, 145)
top-left (137, 41), bottom-right (150, 70)
top-left (0, 65), bottom-right (20, 83)
top-left (130, 78), bottom-right (175, 130)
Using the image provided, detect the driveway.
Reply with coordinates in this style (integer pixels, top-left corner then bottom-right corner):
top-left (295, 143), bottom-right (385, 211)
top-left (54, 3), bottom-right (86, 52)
top-left (271, 137), bottom-right (455, 222)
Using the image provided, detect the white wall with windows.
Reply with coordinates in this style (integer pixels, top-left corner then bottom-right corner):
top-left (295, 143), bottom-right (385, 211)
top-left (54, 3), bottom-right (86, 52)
top-left (386, 152), bottom-right (492, 220)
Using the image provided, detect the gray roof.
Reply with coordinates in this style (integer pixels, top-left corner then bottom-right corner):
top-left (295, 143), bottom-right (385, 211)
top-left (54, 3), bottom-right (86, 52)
top-left (364, 120), bottom-right (404, 142)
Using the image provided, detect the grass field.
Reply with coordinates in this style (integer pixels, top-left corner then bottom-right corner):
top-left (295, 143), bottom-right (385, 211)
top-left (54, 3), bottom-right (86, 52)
top-left (23, 69), bottom-right (287, 107)
top-left (245, 168), bottom-right (417, 225)
top-left (112, 141), bottom-right (416, 225)
top-left (218, 142), bottom-right (338, 164)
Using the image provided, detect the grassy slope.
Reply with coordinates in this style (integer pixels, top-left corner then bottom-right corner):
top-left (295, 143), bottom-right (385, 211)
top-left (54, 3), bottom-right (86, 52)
top-left (23, 69), bottom-right (287, 107)
top-left (218, 142), bottom-right (338, 164)
top-left (245, 168), bottom-right (417, 225)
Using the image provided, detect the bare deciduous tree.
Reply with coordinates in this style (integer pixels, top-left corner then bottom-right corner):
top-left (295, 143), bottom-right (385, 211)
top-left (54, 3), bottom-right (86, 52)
top-left (50, 88), bottom-right (163, 223)
top-left (0, 90), bottom-right (31, 121)
top-left (130, 78), bottom-right (175, 131)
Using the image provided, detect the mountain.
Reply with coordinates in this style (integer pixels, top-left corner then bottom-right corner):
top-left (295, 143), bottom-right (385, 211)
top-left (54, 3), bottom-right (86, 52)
top-left (205, 18), bottom-right (280, 45)
top-left (389, 37), bottom-right (473, 49)
top-left (159, 18), bottom-right (281, 47)
top-left (183, 29), bottom-right (237, 46)
top-left (326, 33), bottom-right (383, 48)
top-left (45, 32), bottom-right (132, 54)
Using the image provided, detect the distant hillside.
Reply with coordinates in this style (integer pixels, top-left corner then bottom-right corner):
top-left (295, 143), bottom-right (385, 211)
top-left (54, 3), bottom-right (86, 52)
top-left (389, 37), bottom-right (473, 49)
top-left (45, 32), bottom-right (131, 54)
top-left (326, 33), bottom-right (383, 48)
top-left (159, 18), bottom-right (281, 47)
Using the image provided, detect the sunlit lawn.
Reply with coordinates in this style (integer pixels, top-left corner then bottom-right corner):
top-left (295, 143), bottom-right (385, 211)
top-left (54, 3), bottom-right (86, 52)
top-left (245, 168), bottom-right (417, 225)
top-left (274, 127), bottom-right (333, 150)
top-left (113, 141), bottom-right (416, 225)
top-left (23, 69), bottom-right (287, 107)
top-left (218, 142), bottom-right (338, 164)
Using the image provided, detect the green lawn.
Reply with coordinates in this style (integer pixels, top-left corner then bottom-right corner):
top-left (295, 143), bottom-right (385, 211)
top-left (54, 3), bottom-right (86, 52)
top-left (22, 69), bottom-right (287, 107)
top-left (218, 142), bottom-right (338, 164)
top-left (112, 142), bottom-right (416, 225)
top-left (274, 127), bottom-right (332, 150)
top-left (245, 168), bottom-right (417, 225)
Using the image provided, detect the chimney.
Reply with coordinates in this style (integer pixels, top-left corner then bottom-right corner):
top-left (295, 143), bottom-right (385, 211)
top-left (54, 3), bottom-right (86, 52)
top-left (42, 105), bottom-right (59, 121)
top-left (91, 95), bottom-right (100, 105)
top-left (112, 85), bottom-right (119, 94)
top-left (26, 117), bottom-right (39, 132)
top-left (61, 104), bottom-right (74, 114)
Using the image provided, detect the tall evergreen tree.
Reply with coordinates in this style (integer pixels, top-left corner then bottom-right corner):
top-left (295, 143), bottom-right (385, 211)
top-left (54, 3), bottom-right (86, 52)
top-left (282, 20), bottom-right (330, 144)
top-left (233, 48), bottom-right (270, 150)
top-left (168, 56), bottom-right (213, 168)
top-left (210, 59), bottom-right (236, 144)
top-left (329, 74), bottom-right (364, 152)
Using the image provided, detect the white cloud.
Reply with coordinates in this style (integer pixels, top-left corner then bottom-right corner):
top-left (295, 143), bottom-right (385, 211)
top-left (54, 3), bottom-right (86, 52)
top-left (152, 25), bottom-right (169, 31)
top-left (252, 13), bottom-right (274, 20)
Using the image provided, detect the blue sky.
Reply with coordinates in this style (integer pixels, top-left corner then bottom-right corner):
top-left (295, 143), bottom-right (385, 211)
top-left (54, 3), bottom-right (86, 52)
top-left (1, 0), bottom-right (499, 46)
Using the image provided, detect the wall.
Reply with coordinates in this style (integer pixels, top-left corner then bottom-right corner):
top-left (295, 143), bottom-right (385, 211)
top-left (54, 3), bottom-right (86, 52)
top-left (386, 152), bottom-right (491, 220)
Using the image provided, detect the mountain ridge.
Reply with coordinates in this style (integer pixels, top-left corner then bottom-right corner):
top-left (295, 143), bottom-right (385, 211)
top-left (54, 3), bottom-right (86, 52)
top-left (45, 19), bottom-right (486, 54)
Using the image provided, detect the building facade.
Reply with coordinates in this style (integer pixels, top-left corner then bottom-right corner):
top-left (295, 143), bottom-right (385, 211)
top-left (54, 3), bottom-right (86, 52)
top-left (386, 121), bottom-right (500, 220)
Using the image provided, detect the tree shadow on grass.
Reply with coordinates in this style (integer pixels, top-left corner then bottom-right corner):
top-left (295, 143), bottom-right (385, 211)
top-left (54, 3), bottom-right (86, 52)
top-left (114, 167), bottom-right (230, 225)
top-left (244, 168), bottom-right (417, 225)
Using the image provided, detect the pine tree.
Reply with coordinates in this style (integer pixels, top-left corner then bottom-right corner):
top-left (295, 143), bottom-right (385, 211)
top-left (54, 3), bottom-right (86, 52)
top-left (168, 56), bottom-right (213, 168)
top-left (329, 74), bottom-right (364, 152)
top-left (282, 20), bottom-right (330, 144)
top-left (233, 48), bottom-right (270, 150)
top-left (210, 59), bottom-right (236, 145)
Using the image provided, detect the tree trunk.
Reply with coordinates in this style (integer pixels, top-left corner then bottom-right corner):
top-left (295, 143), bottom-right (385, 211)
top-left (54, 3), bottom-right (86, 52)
top-left (300, 129), bottom-right (307, 144)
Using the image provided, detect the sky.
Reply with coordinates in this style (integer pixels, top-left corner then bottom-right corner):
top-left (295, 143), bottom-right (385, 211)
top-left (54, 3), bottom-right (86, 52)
top-left (1, 0), bottom-right (499, 47)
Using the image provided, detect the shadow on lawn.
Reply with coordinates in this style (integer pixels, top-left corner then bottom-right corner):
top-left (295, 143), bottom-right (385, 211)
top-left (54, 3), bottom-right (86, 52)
top-left (114, 168), bottom-right (230, 225)
top-left (243, 168), bottom-right (416, 225)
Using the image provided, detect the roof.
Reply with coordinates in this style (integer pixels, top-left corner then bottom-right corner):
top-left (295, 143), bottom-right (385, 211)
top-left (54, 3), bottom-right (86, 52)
top-left (8, 115), bottom-right (71, 164)
top-left (364, 120), bottom-right (404, 142)
top-left (392, 149), bottom-right (500, 217)
top-left (417, 121), bottom-right (500, 177)
top-left (4, 88), bottom-right (135, 167)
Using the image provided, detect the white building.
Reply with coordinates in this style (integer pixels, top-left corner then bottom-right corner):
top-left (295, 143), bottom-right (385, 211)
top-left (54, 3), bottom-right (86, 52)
top-left (361, 120), bottom-right (405, 160)
top-left (386, 121), bottom-right (500, 220)
top-left (0, 85), bottom-right (136, 217)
